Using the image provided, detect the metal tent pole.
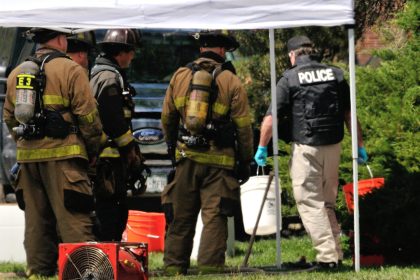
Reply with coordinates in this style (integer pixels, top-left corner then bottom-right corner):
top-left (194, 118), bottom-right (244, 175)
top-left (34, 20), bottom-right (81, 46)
top-left (348, 27), bottom-right (360, 272)
top-left (269, 28), bottom-right (282, 269)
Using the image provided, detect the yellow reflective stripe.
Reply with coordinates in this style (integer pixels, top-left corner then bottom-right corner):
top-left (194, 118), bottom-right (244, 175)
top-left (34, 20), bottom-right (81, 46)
top-left (181, 149), bottom-right (235, 167)
top-left (161, 115), bottom-right (169, 125)
top-left (16, 74), bottom-right (35, 89)
top-left (17, 74), bottom-right (35, 78)
top-left (79, 109), bottom-right (98, 124)
top-left (99, 132), bottom-right (108, 146)
top-left (16, 85), bottom-right (33, 89)
top-left (233, 116), bottom-right (252, 128)
top-left (100, 147), bottom-right (120, 158)
top-left (43, 95), bottom-right (70, 107)
top-left (212, 102), bottom-right (229, 115)
top-left (174, 96), bottom-right (187, 109)
top-left (17, 145), bottom-right (87, 161)
top-left (114, 129), bottom-right (133, 147)
top-left (123, 108), bottom-right (132, 118)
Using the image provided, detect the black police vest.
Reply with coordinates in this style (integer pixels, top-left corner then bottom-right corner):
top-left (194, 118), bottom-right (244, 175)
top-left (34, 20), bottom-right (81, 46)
top-left (285, 60), bottom-right (345, 145)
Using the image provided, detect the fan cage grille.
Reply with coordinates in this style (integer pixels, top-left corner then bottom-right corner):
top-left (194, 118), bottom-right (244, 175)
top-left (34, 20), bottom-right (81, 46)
top-left (62, 246), bottom-right (115, 280)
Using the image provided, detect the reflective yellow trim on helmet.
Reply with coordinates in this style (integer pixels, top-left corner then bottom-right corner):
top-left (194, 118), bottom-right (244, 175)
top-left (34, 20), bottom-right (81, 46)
top-left (100, 147), bottom-right (120, 158)
top-left (174, 96), bottom-right (187, 109)
top-left (113, 129), bottom-right (133, 147)
top-left (17, 145), bottom-right (87, 161)
top-left (212, 102), bottom-right (229, 115)
top-left (78, 109), bottom-right (98, 124)
top-left (233, 115), bottom-right (252, 128)
top-left (43, 95), bottom-right (70, 107)
top-left (180, 149), bottom-right (235, 167)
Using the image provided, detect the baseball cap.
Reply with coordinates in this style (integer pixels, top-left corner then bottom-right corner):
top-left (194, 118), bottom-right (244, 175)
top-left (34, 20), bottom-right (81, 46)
top-left (287, 35), bottom-right (313, 52)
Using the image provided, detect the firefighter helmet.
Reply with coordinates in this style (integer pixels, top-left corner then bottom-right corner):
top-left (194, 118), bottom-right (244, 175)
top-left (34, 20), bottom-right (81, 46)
top-left (67, 31), bottom-right (96, 53)
top-left (25, 28), bottom-right (70, 44)
top-left (194, 30), bottom-right (239, 52)
top-left (98, 29), bottom-right (141, 50)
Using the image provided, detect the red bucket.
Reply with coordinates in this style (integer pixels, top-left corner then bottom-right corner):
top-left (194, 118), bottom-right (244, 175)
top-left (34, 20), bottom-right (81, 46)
top-left (125, 211), bottom-right (166, 252)
top-left (343, 178), bottom-right (385, 213)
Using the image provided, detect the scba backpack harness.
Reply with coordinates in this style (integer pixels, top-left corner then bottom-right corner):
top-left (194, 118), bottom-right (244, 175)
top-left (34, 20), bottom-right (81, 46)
top-left (13, 51), bottom-right (78, 140)
top-left (180, 61), bottom-right (236, 149)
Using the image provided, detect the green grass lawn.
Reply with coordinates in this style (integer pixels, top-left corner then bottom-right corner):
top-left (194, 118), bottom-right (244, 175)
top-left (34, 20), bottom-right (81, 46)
top-left (1, 236), bottom-right (419, 279)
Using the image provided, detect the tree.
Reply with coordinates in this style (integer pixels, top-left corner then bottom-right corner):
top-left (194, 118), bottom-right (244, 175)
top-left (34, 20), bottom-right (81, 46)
top-left (231, 2), bottom-right (419, 262)
top-left (340, 0), bottom-right (420, 263)
top-left (231, 0), bottom-right (407, 124)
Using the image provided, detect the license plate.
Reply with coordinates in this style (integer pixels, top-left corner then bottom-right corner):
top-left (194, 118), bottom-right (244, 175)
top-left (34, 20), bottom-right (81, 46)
top-left (146, 174), bottom-right (167, 193)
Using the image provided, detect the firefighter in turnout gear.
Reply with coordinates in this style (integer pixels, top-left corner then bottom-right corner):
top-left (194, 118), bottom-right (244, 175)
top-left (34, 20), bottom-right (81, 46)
top-left (254, 35), bottom-right (367, 268)
top-left (3, 28), bottom-right (103, 278)
top-left (66, 31), bottom-right (96, 70)
top-left (90, 29), bottom-right (143, 241)
top-left (161, 30), bottom-right (253, 274)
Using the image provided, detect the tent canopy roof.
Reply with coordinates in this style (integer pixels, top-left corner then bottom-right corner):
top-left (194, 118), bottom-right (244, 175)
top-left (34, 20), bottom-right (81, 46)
top-left (0, 0), bottom-right (354, 30)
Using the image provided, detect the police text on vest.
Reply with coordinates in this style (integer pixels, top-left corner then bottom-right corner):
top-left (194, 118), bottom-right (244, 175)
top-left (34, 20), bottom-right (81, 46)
top-left (298, 68), bottom-right (335, 85)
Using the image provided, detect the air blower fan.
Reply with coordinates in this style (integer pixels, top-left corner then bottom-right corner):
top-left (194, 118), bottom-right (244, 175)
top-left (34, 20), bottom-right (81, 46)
top-left (59, 242), bottom-right (148, 280)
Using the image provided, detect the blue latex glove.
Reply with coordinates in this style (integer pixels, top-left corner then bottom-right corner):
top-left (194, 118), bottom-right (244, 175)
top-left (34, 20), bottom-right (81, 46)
top-left (254, 146), bottom-right (268, 166)
top-left (358, 146), bottom-right (368, 164)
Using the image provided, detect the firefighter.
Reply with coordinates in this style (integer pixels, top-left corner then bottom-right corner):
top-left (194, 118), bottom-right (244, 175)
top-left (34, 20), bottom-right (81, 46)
top-left (3, 27), bottom-right (103, 278)
top-left (254, 35), bottom-right (368, 268)
top-left (66, 31), bottom-right (96, 70)
top-left (90, 29), bottom-right (143, 241)
top-left (161, 30), bottom-right (253, 274)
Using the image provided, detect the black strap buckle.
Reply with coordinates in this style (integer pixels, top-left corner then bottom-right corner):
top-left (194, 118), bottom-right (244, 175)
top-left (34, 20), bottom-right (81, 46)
top-left (69, 125), bottom-right (79, 134)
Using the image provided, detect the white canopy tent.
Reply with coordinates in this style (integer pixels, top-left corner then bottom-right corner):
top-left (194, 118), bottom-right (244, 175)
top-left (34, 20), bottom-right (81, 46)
top-left (0, 0), bottom-right (362, 271)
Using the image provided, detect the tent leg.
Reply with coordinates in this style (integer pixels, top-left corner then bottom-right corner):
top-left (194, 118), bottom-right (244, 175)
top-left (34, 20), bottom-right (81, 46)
top-left (268, 28), bottom-right (282, 269)
top-left (348, 27), bottom-right (360, 272)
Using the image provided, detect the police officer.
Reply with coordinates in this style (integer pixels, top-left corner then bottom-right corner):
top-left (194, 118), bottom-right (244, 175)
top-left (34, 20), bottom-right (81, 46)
top-left (3, 28), bottom-right (103, 278)
top-left (90, 29), bottom-right (142, 241)
top-left (254, 35), bottom-right (368, 268)
top-left (161, 30), bottom-right (253, 274)
top-left (66, 31), bottom-right (96, 70)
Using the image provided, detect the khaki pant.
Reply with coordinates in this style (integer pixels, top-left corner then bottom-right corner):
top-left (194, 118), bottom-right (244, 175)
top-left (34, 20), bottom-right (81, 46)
top-left (290, 143), bottom-right (342, 263)
top-left (162, 158), bottom-right (239, 272)
top-left (17, 159), bottom-right (95, 276)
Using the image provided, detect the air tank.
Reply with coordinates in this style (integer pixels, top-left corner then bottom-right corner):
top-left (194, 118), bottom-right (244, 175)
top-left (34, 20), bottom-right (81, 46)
top-left (185, 69), bottom-right (213, 135)
top-left (14, 60), bottom-right (39, 124)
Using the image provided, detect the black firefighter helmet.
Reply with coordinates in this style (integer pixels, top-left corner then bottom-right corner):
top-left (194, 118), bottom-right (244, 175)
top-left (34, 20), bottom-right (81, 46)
top-left (25, 28), bottom-right (71, 44)
top-left (194, 30), bottom-right (239, 52)
top-left (98, 29), bottom-right (141, 54)
top-left (67, 31), bottom-right (96, 53)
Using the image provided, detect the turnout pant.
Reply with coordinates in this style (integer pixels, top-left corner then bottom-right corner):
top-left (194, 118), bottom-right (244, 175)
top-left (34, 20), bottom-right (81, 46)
top-left (290, 143), bottom-right (342, 263)
top-left (162, 158), bottom-right (239, 272)
top-left (94, 157), bottom-right (128, 242)
top-left (17, 159), bottom-right (95, 276)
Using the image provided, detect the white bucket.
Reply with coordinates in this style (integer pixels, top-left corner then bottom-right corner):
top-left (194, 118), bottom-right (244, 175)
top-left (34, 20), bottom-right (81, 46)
top-left (240, 175), bottom-right (281, 235)
top-left (191, 211), bottom-right (235, 260)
